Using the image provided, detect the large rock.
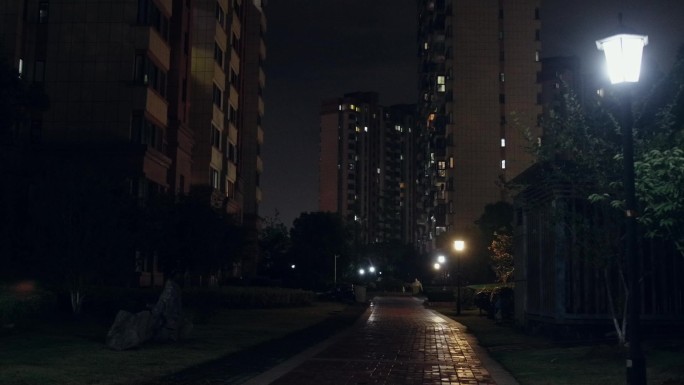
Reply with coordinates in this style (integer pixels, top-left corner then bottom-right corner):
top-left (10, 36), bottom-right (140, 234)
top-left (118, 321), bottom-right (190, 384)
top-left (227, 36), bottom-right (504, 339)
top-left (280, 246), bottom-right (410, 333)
top-left (105, 310), bottom-right (154, 351)
top-left (151, 280), bottom-right (193, 342)
top-left (105, 279), bottom-right (193, 350)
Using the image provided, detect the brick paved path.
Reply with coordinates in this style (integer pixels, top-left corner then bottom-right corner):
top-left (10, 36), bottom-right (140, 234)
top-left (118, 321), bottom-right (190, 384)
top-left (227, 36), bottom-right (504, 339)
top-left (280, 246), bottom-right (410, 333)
top-left (266, 296), bottom-right (498, 385)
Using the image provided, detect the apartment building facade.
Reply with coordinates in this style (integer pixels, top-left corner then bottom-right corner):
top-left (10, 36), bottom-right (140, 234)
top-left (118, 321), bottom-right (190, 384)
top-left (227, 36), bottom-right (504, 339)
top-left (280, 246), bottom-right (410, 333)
top-left (0, 0), bottom-right (265, 280)
top-left (319, 93), bottom-right (421, 247)
top-left (418, 0), bottom-right (542, 238)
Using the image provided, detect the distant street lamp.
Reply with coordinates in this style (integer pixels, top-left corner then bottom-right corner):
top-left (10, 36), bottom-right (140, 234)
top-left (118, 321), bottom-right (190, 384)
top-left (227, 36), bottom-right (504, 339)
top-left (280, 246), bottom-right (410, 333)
top-left (437, 255), bottom-right (446, 264)
top-left (369, 266), bottom-right (376, 273)
top-left (453, 240), bottom-right (465, 315)
top-left (596, 20), bottom-right (648, 385)
top-left (359, 268), bottom-right (365, 276)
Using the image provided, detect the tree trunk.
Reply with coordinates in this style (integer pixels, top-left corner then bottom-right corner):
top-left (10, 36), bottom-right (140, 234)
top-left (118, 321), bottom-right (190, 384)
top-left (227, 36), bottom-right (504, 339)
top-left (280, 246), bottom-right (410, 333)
top-left (604, 268), bottom-right (627, 346)
top-left (70, 290), bottom-right (85, 314)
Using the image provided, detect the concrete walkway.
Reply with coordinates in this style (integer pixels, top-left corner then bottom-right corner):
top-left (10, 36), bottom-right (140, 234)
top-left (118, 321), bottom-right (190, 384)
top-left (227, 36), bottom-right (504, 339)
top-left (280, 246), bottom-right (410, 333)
top-left (244, 296), bottom-right (519, 385)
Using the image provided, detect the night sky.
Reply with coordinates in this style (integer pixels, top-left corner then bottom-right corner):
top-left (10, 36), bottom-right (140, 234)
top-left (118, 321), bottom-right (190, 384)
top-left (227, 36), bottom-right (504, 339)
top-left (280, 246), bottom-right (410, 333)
top-left (261, 0), bottom-right (684, 228)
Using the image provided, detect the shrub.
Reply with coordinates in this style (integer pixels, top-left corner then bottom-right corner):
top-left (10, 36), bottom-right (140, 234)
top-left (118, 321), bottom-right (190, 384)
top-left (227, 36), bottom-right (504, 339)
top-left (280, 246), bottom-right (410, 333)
top-left (0, 283), bottom-right (58, 328)
top-left (474, 289), bottom-right (493, 315)
top-left (490, 286), bottom-right (514, 320)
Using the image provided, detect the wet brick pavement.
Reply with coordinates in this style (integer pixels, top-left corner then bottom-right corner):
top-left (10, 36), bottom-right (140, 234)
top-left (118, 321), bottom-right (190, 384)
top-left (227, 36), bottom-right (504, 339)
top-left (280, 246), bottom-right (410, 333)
top-left (268, 296), bottom-right (498, 385)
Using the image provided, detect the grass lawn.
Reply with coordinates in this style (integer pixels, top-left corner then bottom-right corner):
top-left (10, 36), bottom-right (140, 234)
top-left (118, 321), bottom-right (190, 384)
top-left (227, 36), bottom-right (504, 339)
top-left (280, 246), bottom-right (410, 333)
top-left (0, 301), bottom-right (356, 385)
top-left (431, 306), bottom-right (684, 385)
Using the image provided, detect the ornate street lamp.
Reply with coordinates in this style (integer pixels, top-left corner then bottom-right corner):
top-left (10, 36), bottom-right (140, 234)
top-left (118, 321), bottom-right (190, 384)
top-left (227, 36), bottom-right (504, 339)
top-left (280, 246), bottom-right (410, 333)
top-left (453, 240), bottom-right (465, 315)
top-left (596, 21), bottom-right (648, 385)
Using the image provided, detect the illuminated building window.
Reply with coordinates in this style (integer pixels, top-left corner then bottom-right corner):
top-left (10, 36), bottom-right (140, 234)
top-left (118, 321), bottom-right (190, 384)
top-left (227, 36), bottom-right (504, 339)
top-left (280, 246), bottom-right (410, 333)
top-left (501, 138), bottom-right (506, 147)
top-left (211, 168), bottom-right (220, 189)
top-left (501, 160), bottom-right (506, 169)
top-left (215, 2), bottom-right (225, 27)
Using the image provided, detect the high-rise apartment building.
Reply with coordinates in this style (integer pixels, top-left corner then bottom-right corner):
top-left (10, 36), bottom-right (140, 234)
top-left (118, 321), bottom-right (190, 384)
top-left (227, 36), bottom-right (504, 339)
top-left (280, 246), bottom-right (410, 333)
top-left (418, 0), bottom-right (542, 237)
top-left (319, 93), bottom-right (420, 246)
top-left (0, 0), bottom-right (265, 280)
top-left (179, 0), bottom-right (266, 276)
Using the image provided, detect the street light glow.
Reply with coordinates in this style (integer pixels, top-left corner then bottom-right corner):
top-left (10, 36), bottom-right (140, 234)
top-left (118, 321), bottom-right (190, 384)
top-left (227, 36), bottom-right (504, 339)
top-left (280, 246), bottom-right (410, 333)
top-left (437, 255), bottom-right (446, 264)
top-left (454, 240), bottom-right (465, 252)
top-left (433, 263), bottom-right (441, 270)
top-left (596, 33), bottom-right (648, 84)
top-left (369, 266), bottom-right (376, 273)
top-left (359, 268), bottom-right (365, 275)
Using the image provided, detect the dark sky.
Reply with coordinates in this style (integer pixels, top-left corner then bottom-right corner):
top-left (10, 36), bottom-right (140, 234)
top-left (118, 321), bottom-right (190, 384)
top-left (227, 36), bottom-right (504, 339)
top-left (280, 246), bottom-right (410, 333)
top-left (261, 0), bottom-right (684, 228)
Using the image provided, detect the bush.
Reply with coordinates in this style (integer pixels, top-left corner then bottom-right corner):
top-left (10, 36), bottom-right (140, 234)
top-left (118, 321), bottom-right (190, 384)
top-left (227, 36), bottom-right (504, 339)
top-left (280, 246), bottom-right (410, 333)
top-left (424, 289), bottom-right (455, 302)
top-left (79, 286), bottom-right (162, 317)
top-left (183, 286), bottom-right (316, 311)
top-left (0, 282), bottom-right (58, 328)
top-left (490, 286), bottom-right (514, 321)
top-left (474, 289), bottom-right (493, 315)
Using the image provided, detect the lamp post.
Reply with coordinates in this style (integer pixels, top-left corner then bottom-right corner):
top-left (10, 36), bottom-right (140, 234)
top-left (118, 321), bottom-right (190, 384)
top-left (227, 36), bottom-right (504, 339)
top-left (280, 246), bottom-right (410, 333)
top-left (334, 254), bottom-right (339, 286)
top-left (454, 240), bottom-right (465, 315)
top-left (596, 22), bottom-right (648, 385)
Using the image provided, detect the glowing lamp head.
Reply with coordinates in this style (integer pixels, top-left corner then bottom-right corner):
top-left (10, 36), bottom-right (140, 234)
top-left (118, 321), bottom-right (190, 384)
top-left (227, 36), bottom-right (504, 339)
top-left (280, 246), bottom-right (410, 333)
top-left (437, 255), bottom-right (446, 264)
top-left (596, 33), bottom-right (648, 84)
top-left (434, 263), bottom-right (441, 270)
top-left (454, 240), bottom-right (465, 252)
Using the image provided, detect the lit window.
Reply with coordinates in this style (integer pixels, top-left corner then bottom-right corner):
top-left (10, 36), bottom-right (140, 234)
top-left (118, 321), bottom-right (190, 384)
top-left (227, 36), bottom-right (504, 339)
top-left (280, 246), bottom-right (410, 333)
top-left (377, 168), bottom-right (381, 174)
top-left (437, 75), bottom-right (445, 84)
top-left (501, 160), bottom-right (506, 169)
top-left (437, 85), bottom-right (446, 92)
top-left (18, 59), bottom-right (23, 77)
top-left (350, 104), bottom-right (355, 110)
top-left (500, 73), bottom-right (505, 82)
top-left (501, 138), bottom-right (506, 147)
top-left (338, 104), bottom-right (342, 110)
top-left (215, 2), bottom-right (225, 27)
top-left (211, 168), bottom-right (220, 189)
top-left (535, 51), bottom-right (540, 62)
top-left (364, 126), bottom-right (368, 132)
top-left (424, 42), bottom-right (429, 50)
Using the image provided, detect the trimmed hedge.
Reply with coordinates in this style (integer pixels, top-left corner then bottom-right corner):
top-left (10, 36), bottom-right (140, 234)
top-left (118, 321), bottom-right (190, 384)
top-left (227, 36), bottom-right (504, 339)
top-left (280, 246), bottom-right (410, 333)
top-left (183, 286), bottom-right (316, 309)
top-left (1, 284), bottom-right (317, 326)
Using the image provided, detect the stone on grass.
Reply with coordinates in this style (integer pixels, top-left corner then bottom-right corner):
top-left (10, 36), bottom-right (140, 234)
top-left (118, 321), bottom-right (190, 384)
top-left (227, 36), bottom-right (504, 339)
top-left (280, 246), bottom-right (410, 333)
top-left (105, 279), bottom-right (193, 350)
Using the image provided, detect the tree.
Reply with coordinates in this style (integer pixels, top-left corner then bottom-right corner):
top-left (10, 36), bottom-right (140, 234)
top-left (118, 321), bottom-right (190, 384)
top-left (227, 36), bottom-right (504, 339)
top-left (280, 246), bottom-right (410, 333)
top-left (488, 232), bottom-right (514, 283)
top-left (259, 210), bottom-right (292, 278)
top-left (137, 188), bottom-right (244, 281)
top-left (518, 48), bottom-right (684, 345)
top-left (476, 201), bottom-right (514, 241)
top-left (289, 212), bottom-right (350, 290)
top-left (27, 163), bottom-right (136, 313)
